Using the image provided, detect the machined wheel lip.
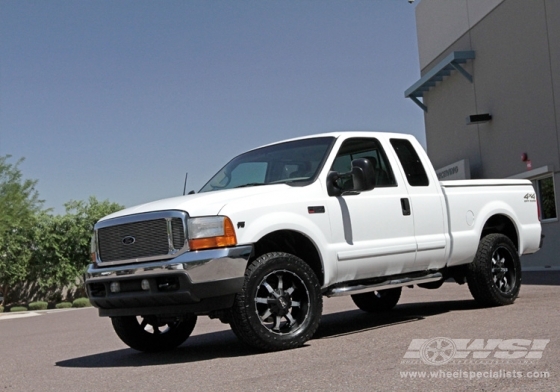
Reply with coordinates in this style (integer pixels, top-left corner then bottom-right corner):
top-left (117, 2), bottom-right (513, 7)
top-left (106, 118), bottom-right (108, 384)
top-left (491, 245), bottom-right (516, 294)
top-left (253, 268), bottom-right (311, 336)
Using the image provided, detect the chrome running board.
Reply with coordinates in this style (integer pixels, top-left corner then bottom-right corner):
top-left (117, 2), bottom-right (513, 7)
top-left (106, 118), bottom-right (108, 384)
top-left (325, 272), bottom-right (443, 297)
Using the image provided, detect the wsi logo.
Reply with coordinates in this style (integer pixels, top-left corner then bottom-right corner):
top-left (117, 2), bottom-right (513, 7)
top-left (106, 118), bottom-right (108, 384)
top-left (403, 338), bottom-right (550, 366)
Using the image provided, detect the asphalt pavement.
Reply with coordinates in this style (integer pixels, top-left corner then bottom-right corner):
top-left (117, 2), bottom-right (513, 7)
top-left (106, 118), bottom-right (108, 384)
top-left (0, 270), bottom-right (558, 391)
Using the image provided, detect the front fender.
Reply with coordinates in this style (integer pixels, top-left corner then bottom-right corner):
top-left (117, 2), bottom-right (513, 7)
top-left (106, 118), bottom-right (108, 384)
top-left (232, 210), bottom-right (336, 286)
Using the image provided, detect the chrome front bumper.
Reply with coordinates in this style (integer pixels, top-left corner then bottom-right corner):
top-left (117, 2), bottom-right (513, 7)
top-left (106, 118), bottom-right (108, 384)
top-left (85, 245), bottom-right (253, 317)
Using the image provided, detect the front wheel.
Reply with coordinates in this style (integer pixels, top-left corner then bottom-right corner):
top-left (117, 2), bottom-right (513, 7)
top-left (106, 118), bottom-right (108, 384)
top-left (111, 313), bottom-right (197, 352)
top-left (230, 252), bottom-right (322, 351)
top-left (467, 233), bottom-right (521, 306)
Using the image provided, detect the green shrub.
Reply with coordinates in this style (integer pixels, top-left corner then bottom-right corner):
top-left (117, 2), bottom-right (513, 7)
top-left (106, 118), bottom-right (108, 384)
top-left (72, 298), bottom-right (92, 308)
top-left (0, 306), bottom-right (3, 313)
top-left (55, 302), bottom-right (72, 309)
top-left (10, 306), bottom-right (28, 312)
top-left (28, 301), bottom-right (48, 311)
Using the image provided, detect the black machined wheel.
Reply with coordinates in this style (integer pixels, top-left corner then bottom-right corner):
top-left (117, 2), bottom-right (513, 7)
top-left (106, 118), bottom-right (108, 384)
top-left (111, 313), bottom-right (197, 352)
top-left (467, 233), bottom-right (521, 306)
top-left (254, 269), bottom-right (310, 335)
top-left (230, 252), bottom-right (322, 351)
top-left (351, 287), bottom-right (402, 313)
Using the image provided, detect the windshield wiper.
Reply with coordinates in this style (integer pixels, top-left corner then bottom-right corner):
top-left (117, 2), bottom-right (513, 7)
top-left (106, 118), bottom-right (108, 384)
top-left (234, 182), bottom-right (266, 188)
top-left (270, 178), bottom-right (310, 184)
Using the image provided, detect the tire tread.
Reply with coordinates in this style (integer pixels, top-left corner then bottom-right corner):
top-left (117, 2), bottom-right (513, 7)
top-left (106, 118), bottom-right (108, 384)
top-left (230, 252), bottom-right (322, 351)
top-left (351, 287), bottom-right (402, 313)
top-left (111, 314), bottom-right (197, 352)
top-left (467, 233), bottom-right (521, 307)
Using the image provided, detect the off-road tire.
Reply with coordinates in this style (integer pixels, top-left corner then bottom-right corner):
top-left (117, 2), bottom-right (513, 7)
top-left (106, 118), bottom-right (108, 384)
top-left (230, 252), bottom-right (322, 351)
top-left (467, 233), bottom-right (521, 306)
top-left (351, 287), bottom-right (402, 313)
top-left (111, 313), bottom-right (197, 352)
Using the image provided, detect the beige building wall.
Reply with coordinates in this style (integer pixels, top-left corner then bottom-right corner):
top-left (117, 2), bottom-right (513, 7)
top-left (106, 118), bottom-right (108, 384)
top-left (413, 0), bottom-right (560, 268)
top-left (416, 0), bottom-right (504, 69)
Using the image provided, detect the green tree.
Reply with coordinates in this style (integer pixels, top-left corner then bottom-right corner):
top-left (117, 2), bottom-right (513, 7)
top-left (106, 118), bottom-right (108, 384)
top-left (31, 197), bottom-right (123, 295)
top-left (0, 155), bottom-right (43, 305)
top-left (62, 196), bottom-right (124, 270)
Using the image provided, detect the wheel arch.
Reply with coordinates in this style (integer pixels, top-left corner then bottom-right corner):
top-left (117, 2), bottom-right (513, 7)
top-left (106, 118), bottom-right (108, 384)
top-left (480, 214), bottom-right (519, 251)
top-left (252, 230), bottom-right (325, 286)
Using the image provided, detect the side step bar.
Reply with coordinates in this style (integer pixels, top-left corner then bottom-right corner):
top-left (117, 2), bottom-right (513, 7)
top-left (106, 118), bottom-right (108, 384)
top-left (325, 272), bottom-right (443, 297)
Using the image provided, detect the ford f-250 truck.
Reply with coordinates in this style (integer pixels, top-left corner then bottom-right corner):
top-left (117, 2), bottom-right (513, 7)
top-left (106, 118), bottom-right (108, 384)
top-left (85, 132), bottom-right (542, 352)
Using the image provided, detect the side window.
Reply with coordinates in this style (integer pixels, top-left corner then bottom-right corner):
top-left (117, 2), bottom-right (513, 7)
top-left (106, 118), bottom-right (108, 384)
top-left (390, 139), bottom-right (429, 187)
top-left (331, 138), bottom-right (397, 188)
top-left (533, 175), bottom-right (557, 221)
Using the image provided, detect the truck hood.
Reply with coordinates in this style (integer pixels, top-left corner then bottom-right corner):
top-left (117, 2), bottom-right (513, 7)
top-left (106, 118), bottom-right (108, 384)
top-left (99, 185), bottom-right (288, 222)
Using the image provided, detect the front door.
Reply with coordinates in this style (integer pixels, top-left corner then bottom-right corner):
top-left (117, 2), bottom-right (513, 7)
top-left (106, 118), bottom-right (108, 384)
top-left (326, 137), bottom-right (417, 283)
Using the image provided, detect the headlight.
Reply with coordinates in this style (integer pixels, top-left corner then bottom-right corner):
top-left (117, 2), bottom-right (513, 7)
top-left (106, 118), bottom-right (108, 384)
top-left (187, 216), bottom-right (237, 250)
top-left (90, 233), bottom-right (97, 263)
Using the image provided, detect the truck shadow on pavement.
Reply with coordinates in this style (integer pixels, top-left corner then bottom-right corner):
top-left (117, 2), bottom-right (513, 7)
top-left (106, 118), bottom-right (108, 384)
top-left (56, 297), bottom-right (480, 368)
top-left (314, 298), bottom-right (479, 339)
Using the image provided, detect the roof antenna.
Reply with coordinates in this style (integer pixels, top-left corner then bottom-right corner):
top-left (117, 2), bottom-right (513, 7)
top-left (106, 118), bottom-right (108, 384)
top-left (183, 172), bottom-right (188, 195)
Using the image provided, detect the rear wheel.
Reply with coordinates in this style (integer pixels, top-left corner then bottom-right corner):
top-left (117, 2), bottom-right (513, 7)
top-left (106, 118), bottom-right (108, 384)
top-left (351, 287), bottom-right (402, 313)
top-left (111, 313), bottom-right (197, 352)
top-left (467, 233), bottom-right (521, 306)
top-left (230, 252), bottom-right (322, 351)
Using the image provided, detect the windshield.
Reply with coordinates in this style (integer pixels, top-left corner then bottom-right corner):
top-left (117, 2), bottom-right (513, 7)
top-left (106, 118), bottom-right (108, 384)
top-left (199, 137), bottom-right (335, 193)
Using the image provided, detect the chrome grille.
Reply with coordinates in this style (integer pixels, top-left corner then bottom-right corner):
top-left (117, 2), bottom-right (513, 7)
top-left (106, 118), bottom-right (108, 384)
top-left (171, 218), bottom-right (184, 249)
top-left (97, 217), bottom-right (185, 263)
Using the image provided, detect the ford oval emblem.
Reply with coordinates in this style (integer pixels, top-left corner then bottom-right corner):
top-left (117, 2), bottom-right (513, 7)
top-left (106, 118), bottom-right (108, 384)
top-left (122, 236), bottom-right (136, 245)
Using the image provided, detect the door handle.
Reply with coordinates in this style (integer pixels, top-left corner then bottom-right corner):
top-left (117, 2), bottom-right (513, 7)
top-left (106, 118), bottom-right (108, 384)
top-left (401, 198), bottom-right (411, 216)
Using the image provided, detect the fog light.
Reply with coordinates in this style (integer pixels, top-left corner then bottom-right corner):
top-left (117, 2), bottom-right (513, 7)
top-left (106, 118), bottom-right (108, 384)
top-left (141, 279), bottom-right (150, 291)
top-left (110, 282), bottom-right (121, 293)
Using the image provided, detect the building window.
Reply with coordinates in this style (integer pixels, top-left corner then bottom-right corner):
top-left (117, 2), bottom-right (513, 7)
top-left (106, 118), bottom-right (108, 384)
top-left (533, 176), bottom-right (557, 221)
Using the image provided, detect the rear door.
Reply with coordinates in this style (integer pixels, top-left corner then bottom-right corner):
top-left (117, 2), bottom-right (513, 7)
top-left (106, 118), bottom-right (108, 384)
top-left (389, 138), bottom-right (447, 270)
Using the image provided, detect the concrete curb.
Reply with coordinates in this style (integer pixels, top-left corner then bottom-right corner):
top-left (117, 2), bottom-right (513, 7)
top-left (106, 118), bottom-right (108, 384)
top-left (0, 306), bottom-right (94, 320)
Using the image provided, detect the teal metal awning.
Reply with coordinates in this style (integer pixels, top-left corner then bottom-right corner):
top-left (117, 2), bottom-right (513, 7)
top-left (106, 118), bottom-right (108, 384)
top-left (405, 51), bottom-right (475, 112)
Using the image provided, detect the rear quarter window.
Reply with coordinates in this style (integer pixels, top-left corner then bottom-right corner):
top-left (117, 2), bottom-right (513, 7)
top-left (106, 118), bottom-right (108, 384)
top-left (390, 138), bottom-right (429, 186)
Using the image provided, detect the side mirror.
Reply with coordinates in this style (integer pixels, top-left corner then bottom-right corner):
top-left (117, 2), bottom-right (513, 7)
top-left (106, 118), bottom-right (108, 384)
top-left (351, 158), bottom-right (375, 192)
top-left (326, 171), bottom-right (343, 197)
top-left (326, 158), bottom-right (375, 197)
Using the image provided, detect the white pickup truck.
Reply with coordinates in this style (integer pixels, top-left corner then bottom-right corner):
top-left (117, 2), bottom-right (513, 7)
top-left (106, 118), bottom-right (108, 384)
top-left (86, 132), bottom-right (542, 352)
